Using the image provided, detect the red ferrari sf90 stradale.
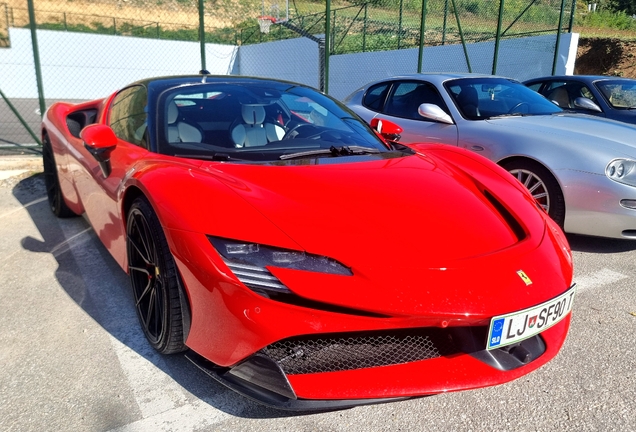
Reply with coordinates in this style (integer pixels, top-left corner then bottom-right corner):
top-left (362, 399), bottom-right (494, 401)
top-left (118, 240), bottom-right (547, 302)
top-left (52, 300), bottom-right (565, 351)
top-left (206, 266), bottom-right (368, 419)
top-left (41, 73), bottom-right (575, 410)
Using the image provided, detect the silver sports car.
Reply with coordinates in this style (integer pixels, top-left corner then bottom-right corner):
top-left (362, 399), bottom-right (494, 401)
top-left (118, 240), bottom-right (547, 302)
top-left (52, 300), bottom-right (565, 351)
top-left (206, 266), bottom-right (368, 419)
top-left (344, 73), bottom-right (636, 239)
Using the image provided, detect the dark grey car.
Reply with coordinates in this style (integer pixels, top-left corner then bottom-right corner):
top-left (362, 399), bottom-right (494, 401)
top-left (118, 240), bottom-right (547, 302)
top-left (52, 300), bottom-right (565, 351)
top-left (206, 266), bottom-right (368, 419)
top-left (524, 75), bottom-right (636, 125)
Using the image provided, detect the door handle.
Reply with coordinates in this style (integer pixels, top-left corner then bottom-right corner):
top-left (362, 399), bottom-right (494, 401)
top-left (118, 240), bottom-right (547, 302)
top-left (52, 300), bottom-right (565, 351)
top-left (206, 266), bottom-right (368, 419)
top-left (470, 145), bottom-right (484, 151)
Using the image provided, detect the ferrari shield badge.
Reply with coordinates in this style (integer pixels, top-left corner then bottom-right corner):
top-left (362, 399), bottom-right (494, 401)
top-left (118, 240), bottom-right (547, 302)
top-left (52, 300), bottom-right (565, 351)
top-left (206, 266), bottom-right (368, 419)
top-left (517, 270), bottom-right (532, 286)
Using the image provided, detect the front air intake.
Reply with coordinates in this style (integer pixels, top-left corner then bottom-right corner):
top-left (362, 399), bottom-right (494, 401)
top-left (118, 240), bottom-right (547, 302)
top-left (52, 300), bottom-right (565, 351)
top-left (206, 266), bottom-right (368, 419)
top-left (262, 328), bottom-right (460, 375)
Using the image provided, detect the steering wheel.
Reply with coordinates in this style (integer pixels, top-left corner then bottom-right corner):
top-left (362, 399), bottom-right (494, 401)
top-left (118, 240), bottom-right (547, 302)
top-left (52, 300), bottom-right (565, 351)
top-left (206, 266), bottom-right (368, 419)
top-left (508, 102), bottom-right (530, 114)
top-left (282, 123), bottom-right (318, 140)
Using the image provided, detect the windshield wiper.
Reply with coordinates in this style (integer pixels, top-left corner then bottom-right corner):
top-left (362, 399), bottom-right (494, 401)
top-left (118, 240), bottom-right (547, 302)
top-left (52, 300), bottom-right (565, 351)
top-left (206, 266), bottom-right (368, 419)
top-left (175, 153), bottom-right (235, 161)
top-left (486, 112), bottom-right (525, 119)
top-left (280, 145), bottom-right (380, 160)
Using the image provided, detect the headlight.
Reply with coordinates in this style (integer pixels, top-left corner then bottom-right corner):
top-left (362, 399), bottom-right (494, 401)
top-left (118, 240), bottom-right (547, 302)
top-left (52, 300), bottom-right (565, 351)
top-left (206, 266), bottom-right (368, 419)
top-left (606, 159), bottom-right (636, 186)
top-left (208, 236), bottom-right (352, 295)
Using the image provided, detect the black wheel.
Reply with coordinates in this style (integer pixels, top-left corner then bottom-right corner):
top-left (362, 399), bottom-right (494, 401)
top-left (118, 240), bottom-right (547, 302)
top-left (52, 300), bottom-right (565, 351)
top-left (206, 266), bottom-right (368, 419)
top-left (126, 197), bottom-right (186, 354)
top-left (503, 159), bottom-right (565, 227)
top-left (42, 135), bottom-right (76, 218)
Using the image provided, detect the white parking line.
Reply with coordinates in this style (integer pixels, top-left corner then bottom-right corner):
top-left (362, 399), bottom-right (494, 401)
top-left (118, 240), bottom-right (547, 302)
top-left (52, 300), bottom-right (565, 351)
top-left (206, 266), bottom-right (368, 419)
top-left (58, 221), bottom-right (233, 430)
top-left (0, 196), bottom-right (47, 219)
top-left (574, 268), bottom-right (629, 293)
top-left (107, 399), bottom-right (230, 432)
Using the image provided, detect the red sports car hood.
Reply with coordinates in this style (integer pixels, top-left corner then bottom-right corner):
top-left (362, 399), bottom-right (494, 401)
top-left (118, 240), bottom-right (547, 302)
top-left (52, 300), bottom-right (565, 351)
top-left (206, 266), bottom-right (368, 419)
top-left (186, 151), bottom-right (566, 318)
top-left (207, 154), bottom-right (521, 264)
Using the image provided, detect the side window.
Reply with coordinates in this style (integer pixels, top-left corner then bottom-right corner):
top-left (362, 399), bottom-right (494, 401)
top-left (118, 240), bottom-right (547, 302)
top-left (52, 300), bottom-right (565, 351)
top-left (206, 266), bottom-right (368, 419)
top-left (542, 82), bottom-right (572, 108)
top-left (384, 81), bottom-right (448, 120)
top-left (362, 83), bottom-right (390, 111)
top-left (526, 83), bottom-right (542, 92)
top-left (109, 85), bottom-right (148, 148)
top-left (543, 81), bottom-right (598, 108)
top-left (579, 86), bottom-right (597, 102)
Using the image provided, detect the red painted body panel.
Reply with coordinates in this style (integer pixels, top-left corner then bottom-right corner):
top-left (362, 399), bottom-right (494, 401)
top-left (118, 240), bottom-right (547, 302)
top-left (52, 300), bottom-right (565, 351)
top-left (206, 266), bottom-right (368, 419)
top-left (40, 77), bottom-right (574, 403)
top-left (288, 318), bottom-right (570, 399)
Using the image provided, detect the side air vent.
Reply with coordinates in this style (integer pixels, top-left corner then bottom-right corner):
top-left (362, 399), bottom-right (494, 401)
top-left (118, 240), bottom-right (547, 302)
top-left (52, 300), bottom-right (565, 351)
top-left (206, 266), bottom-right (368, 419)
top-left (483, 189), bottom-right (527, 241)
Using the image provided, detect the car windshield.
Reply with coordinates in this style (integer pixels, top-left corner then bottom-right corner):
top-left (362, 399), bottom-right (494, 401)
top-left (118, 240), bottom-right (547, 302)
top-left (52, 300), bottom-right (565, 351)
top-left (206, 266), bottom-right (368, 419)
top-left (445, 78), bottom-right (562, 120)
top-left (596, 80), bottom-right (636, 109)
top-left (157, 83), bottom-right (391, 162)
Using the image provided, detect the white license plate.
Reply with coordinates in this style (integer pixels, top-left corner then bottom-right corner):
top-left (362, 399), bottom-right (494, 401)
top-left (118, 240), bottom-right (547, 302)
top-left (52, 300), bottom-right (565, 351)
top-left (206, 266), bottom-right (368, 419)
top-left (487, 285), bottom-right (576, 350)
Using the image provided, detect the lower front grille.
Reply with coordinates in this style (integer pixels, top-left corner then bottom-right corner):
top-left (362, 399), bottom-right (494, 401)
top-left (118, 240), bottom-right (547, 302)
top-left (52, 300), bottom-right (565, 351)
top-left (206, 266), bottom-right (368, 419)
top-left (262, 328), bottom-right (460, 375)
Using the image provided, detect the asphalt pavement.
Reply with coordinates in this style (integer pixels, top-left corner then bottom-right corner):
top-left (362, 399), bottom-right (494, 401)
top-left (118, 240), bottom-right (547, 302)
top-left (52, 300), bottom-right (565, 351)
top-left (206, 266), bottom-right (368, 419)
top-left (0, 158), bottom-right (635, 432)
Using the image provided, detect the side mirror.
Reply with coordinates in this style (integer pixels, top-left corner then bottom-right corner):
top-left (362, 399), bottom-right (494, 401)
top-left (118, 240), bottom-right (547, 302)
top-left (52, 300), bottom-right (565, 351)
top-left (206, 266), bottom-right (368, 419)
top-left (369, 118), bottom-right (403, 143)
top-left (573, 97), bottom-right (603, 113)
top-left (418, 103), bottom-right (455, 124)
top-left (80, 124), bottom-right (118, 178)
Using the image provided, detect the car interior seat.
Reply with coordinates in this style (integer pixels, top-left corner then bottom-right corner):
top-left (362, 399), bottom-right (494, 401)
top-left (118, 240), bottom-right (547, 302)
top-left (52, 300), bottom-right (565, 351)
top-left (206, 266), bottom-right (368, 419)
top-left (167, 101), bottom-right (203, 143)
top-left (231, 104), bottom-right (285, 147)
top-left (546, 87), bottom-right (571, 108)
top-left (456, 86), bottom-right (480, 118)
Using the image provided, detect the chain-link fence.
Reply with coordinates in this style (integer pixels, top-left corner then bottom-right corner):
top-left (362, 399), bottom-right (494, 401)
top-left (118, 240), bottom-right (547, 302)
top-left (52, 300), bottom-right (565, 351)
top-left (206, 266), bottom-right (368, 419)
top-left (0, 0), bottom-right (575, 148)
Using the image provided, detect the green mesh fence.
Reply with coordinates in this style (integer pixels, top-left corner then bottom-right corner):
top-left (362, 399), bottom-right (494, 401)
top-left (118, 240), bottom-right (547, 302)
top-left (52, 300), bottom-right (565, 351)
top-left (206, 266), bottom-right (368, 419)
top-left (0, 0), bottom-right (574, 147)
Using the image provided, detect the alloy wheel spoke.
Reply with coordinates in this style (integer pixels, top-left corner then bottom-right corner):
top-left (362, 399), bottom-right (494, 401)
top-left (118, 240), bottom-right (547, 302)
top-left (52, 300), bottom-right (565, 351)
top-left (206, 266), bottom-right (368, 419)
top-left (129, 214), bottom-right (155, 267)
top-left (139, 216), bottom-right (157, 267)
top-left (135, 279), bottom-right (154, 307)
top-left (129, 234), bottom-right (153, 266)
top-left (129, 265), bottom-right (150, 277)
top-left (527, 181), bottom-right (543, 194)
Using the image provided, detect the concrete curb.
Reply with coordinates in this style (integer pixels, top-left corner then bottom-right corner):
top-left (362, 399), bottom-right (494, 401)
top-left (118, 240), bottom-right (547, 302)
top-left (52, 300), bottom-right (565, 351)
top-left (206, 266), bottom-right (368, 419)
top-left (0, 156), bottom-right (42, 181)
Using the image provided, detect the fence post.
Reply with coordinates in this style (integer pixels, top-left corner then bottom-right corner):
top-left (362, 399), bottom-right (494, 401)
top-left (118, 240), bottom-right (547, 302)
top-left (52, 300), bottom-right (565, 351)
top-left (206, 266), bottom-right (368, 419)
top-left (450, 0), bottom-right (472, 73)
top-left (332, 9), bottom-right (337, 53)
top-left (398, 0), bottom-right (403, 50)
top-left (552, 0), bottom-right (566, 75)
top-left (27, 0), bottom-right (45, 121)
top-left (492, 0), bottom-right (505, 74)
top-left (324, 0), bottom-right (331, 94)
top-left (198, 0), bottom-right (206, 71)
top-left (568, 0), bottom-right (577, 32)
top-left (319, 39), bottom-right (325, 93)
top-left (362, 3), bottom-right (367, 52)
top-left (417, 0), bottom-right (428, 73)
top-left (0, 88), bottom-right (42, 146)
top-left (442, 0), bottom-right (448, 45)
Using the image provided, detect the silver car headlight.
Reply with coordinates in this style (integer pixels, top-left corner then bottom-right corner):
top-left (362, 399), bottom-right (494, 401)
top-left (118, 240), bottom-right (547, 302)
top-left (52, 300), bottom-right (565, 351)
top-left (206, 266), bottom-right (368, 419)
top-left (606, 159), bottom-right (636, 187)
top-left (208, 236), bottom-right (352, 295)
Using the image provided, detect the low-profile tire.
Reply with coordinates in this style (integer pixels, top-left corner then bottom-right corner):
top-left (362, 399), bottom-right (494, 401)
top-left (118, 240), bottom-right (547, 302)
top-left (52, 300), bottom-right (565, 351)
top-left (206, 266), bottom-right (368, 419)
top-left (126, 196), bottom-right (186, 354)
top-left (503, 159), bottom-right (566, 228)
top-left (42, 135), bottom-right (76, 218)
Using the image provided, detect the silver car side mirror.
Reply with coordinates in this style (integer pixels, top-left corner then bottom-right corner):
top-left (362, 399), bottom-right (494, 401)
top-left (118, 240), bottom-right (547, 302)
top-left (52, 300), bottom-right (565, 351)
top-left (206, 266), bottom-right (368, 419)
top-left (573, 97), bottom-right (602, 113)
top-left (418, 103), bottom-right (455, 124)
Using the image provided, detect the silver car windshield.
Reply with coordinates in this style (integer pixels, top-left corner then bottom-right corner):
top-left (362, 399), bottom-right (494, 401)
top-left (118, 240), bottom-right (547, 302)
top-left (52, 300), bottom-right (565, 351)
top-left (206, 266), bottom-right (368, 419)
top-left (445, 78), bottom-right (562, 120)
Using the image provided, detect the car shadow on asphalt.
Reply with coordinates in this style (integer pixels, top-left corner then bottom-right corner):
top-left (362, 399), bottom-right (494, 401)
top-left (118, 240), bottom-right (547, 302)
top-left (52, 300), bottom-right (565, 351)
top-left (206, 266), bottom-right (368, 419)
top-left (12, 174), bottom-right (324, 420)
top-left (567, 233), bottom-right (636, 253)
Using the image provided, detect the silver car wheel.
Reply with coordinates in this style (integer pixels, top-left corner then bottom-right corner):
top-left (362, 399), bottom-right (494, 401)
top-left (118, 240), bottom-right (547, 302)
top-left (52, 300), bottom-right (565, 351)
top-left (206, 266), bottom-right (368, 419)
top-left (509, 168), bottom-right (550, 212)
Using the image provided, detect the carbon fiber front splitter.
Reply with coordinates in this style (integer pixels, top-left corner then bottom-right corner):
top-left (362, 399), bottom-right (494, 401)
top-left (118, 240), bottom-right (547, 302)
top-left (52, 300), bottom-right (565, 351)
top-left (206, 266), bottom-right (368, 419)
top-left (184, 350), bottom-right (410, 411)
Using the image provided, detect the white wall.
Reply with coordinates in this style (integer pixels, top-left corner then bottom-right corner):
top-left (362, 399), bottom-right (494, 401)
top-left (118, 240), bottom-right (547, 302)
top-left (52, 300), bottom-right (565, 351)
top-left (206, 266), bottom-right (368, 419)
top-left (0, 28), bottom-right (238, 99)
top-left (241, 33), bottom-right (577, 100)
top-left (238, 37), bottom-right (320, 89)
top-left (0, 27), bottom-right (577, 102)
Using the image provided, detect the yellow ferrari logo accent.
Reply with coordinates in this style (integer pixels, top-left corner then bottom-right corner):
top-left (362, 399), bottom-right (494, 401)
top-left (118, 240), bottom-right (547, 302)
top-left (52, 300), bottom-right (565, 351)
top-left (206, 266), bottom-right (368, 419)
top-left (517, 270), bottom-right (532, 286)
